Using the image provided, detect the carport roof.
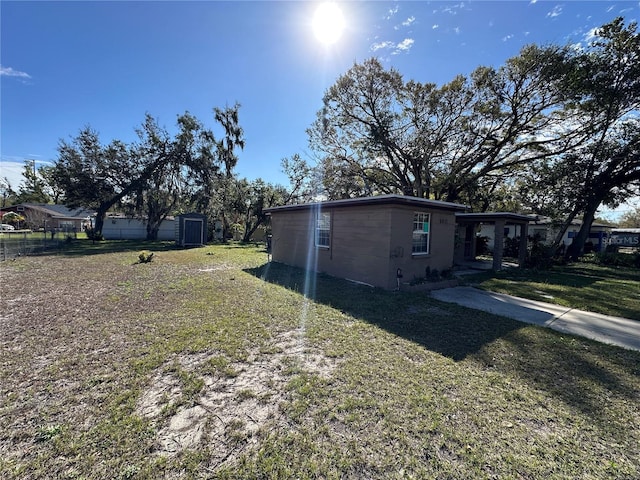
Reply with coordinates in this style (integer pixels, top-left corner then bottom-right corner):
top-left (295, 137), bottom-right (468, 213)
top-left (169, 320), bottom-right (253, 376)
top-left (456, 212), bottom-right (535, 224)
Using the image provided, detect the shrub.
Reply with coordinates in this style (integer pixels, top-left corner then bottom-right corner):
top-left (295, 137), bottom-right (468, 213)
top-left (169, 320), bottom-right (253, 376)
top-left (527, 243), bottom-right (555, 270)
top-left (504, 236), bottom-right (521, 258)
top-left (138, 251), bottom-right (154, 264)
top-left (592, 251), bottom-right (640, 268)
top-left (476, 235), bottom-right (490, 255)
top-left (85, 227), bottom-right (103, 241)
top-left (409, 267), bottom-right (453, 285)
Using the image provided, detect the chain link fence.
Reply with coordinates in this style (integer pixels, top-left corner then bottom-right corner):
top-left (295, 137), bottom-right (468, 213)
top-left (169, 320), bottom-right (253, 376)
top-left (0, 230), bottom-right (79, 260)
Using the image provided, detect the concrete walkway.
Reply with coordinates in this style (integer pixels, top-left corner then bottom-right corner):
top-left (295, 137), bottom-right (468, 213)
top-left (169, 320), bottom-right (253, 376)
top-left (431, 286), bottom-right (640, 352)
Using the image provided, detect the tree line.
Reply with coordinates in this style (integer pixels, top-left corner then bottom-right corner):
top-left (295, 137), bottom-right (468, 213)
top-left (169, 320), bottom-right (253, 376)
top-left (1, 104), bottom-right (305, 242)
top-left (2, 17), bottom-right (639, 257)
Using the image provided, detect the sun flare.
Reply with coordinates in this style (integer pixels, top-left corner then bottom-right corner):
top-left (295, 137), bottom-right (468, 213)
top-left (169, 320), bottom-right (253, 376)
top-left (312, 2), bottom-right (345, 45)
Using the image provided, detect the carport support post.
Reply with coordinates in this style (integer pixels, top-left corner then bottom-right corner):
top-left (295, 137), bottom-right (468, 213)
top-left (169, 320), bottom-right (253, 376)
top-left (518, 222), bottom-right (528, 267)
top-left (493, 219), bottom-right (505, 271)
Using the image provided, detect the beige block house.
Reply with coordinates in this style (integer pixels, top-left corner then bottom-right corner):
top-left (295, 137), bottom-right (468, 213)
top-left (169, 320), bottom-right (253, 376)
top-left (265, 195), bottom-right (467, 290)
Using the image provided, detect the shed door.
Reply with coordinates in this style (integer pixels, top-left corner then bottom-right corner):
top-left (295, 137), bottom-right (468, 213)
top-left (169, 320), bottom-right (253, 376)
top-left (184, 219), bottom-right (203, 245)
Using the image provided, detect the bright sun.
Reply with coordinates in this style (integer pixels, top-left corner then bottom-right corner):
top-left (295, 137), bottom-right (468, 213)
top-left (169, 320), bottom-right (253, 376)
top-left (312, 2), bottom-right (345, 45)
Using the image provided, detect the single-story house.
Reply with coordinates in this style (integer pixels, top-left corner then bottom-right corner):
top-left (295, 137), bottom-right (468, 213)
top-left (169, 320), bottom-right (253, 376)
top-left (529, 217), bottom-right (613, 253)
top-left (265, 194), bottom-right (467, 290)
top-left (0, 203), bottom-right (93, 232)
top-left (479, 216), bottom-right (614, 253)
top-left (101, 215), bottom-right (176, 240)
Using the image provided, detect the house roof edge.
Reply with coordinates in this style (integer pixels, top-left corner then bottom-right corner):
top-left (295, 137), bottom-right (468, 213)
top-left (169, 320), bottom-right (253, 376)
top-left (264, 194), bottom-right (468, 214)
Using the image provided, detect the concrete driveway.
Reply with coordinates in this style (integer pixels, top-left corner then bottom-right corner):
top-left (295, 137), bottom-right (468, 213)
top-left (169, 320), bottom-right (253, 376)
top-left (431, 286), bottom-right (640, 352)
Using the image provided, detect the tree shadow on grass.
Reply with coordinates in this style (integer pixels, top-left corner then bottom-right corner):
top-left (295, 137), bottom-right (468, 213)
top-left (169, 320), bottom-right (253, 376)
top-left (245, 261), bottom-right (522, 362)
top-left (50, 240), bottom-right (183, 257)
top-left (245, 261), bottom-right (640, 424)
top-left (467, 269), bottom-right (602, 289)
top-left (472, 327), bottom-right (640, 428)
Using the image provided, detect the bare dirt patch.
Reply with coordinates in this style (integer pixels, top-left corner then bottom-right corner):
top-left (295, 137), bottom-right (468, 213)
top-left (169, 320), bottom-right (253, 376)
top-left (136, 328), bottom-right (338, 468)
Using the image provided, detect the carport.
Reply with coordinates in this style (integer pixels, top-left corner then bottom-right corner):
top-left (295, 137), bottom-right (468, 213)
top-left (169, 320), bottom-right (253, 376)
top-left (455, 212), bottom-right (533, 270)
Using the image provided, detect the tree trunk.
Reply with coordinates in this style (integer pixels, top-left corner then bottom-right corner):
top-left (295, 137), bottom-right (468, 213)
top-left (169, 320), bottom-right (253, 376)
top-left (242, 218), bottom-right (264, 243)
top-left (94, 207), bottom-right (108, 236)
top-left (550, 210), bottom-right (579, 251)
top-left (566, 201), bottom-right (598, 261)
top-left (146, 222), bottom-right (159, 241)
top-left (221, 211), bottom-right (229, 242)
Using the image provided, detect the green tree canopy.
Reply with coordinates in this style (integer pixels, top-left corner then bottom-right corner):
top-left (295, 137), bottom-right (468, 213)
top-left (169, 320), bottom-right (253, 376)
top-left (16, 160), bottom-right (51, 204)
top-left (524, 18), bottom-right (640, 256)
top-left (307, 45), bottom-right (574, 204)
top-left (53, 110), bottom-right (223, 237)
top-left (618, 205), bottom-right (640, 228)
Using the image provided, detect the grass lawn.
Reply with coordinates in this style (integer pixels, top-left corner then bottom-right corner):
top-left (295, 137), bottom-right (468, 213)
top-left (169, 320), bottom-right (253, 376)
top-left (464, 262), bottom-right (640, 321)
top-left (1, 242), bottom-right (639, 479)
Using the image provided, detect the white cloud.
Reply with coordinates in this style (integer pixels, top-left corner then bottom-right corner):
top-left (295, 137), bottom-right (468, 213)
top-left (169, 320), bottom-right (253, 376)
top-left (396, 38), bottom-right (415, 52)
top-left (584, 26), bottom-right (599, 42)
top-left (402, 16), bottom-right (415, 27)
top-left (502, 34), bottom-right (514, 42)
top-left (370, 38), bottom-right (415, 55)
top-left (385, 5), bottom-right (399, 20)
top-left (0, 66), bottom-right (31, 78)
top-left (432, 24), bottom-right (439, 30)
top-left (454, 26), bottom-right (461, 35)
top-left (371, 41), bottom-right (395, 52)
top-left (442, 3), bottom-right (466, 15)
top-left (547, 5), bottom-right (563, 18)
top-left (0, 158), bottom-right (29, 188)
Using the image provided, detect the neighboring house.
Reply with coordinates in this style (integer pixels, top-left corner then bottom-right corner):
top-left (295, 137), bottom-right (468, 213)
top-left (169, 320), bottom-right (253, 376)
top-left (101, 215), bottom-right (175, 240)
top-left (478, 222), bottom-right (532, 251)
top-left (478, 217), bottom-right (614, 253)
top-left (528, 217), bottom-right (614, 253)
top-left (0, 203), bottom-right (93, 232)
top-left (265, 194), bottom-right (466, 290)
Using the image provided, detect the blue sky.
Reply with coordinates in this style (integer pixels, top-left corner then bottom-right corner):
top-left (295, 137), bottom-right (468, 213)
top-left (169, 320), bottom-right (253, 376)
top-left (1, 1), bottom-right (638, 216)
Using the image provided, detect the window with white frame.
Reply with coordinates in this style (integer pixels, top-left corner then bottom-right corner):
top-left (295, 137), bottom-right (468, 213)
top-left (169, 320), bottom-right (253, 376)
top-left (316, 212), bottom-right (331, 248)
top-left (412, 212), bottom-right (430, 254)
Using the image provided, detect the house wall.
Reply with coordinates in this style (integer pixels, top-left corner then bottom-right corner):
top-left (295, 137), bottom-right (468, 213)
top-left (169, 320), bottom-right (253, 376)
top-left (102, 218), bottom-right (175, 240)
top-left (270, 209), bottom-right (316, 268)
top-left (4, 205), bottom-right (90, 231)
top-left (479, 224), bottom-right (519, 250)
top-left (389, 206), bottom-right (458, 288)
top-left (528, 223), bottom-right (611, 252)
top-left (320, 205), bottom-right (393, 288)
top-left (1, 206), bottom-right (84, 232)
top-left (270, 204), bottom-right (459, 290)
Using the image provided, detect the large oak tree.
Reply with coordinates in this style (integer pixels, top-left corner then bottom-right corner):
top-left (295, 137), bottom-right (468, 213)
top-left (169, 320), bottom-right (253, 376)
top-left (543, 18), bottom-right (640, 257)
top-left (307, 46), bottom-right (577, 204)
